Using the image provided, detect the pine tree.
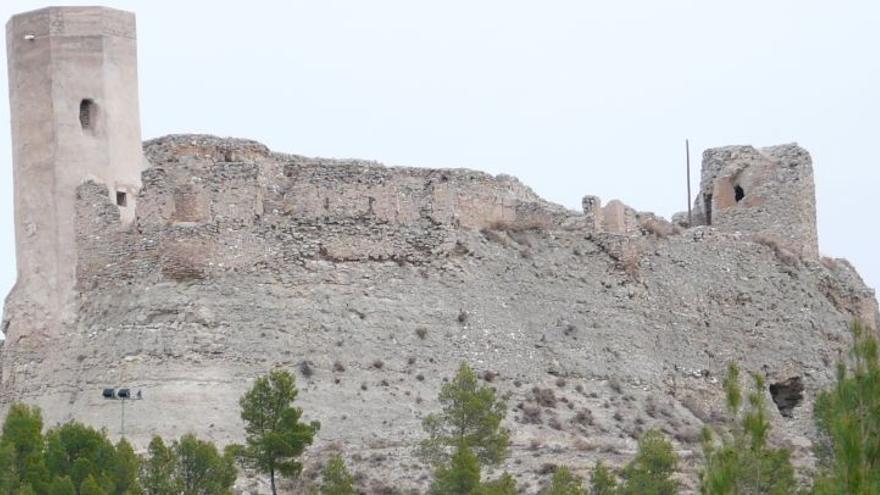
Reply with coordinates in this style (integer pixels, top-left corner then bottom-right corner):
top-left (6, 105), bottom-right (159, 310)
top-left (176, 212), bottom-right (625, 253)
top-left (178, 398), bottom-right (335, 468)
top-left (0, 402), bottom-right (48, 491)
top-left (174, 434), bottom-right (237, 495)
top-left (589, 461), bottom-right (618, 495)
top-left (47, 476), bottom-right (76, 495)
top-left (141, 437), bottom-right (176, 495)
top-left (618, 430), bottom-right (679, 495)
top-left (113, 438), bottom-right (141, 494)
top-left (236, 369), bottom-right (320, 495)
top-left (429, 444), bottom-right (481, 495)
top-left (541, 466), bottom-right (585, 495)
top-left (80, 475), bottom-right (108, 495)
top-left (812, 320), bottom-right (880, 495)
top-left (478, 472), bottom-right (518, 495)
top-left (419, 362), bottom-right (510, 467)
top-left (319, 454), bottom-right (355, 495)
top-left (700, 363), bottom-right (795, 494)
top-left (44, 421), bottom-right (118, 492)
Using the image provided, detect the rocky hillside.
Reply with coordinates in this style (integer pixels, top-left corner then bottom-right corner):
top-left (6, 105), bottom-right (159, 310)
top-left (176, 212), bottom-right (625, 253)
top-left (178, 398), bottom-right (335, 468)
top-left (1, 136), bottom-right (877, 493)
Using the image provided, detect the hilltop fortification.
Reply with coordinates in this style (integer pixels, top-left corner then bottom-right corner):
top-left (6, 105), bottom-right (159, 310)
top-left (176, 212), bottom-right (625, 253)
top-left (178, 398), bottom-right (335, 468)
top-left (1, 6), bottom-right (878, 493)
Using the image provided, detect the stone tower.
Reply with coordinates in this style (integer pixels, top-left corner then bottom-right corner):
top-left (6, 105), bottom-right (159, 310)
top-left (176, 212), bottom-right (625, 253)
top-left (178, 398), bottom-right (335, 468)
top-left (691, 144), bottom-right (818, 259)
top-left (5, 7), bottom-right (145, 332)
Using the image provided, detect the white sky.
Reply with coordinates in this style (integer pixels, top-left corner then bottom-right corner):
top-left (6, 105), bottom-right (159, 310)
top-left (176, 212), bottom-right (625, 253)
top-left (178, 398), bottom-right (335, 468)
top-left (1, 1), bottom-right (878, 318)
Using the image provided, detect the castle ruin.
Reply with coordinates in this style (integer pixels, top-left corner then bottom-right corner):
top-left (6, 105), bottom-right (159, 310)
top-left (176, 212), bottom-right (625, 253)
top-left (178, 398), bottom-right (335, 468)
top-left (1, 6), bottom-right (878, 492)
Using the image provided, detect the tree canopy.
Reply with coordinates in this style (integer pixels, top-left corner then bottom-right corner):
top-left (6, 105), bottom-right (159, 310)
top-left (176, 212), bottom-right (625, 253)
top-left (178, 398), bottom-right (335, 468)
top-left (236, 369), bottom-right (320, 495)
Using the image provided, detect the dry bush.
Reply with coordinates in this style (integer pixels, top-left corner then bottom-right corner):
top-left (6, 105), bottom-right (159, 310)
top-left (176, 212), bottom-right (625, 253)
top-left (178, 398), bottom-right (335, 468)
top-left (674, 426), bottom-right (702, 444)
top-left (521, 404), bottom-right (543, 424)
top-left (532, 387), bottom-right (558, 408)
top-left (608, 377), bottom-right (623, 394)
top-left (415, 327), bottom-right (428, 339)
top-left (299, 361), bottom-right (314, 378)
top-left (480, 228), bottom-right (510, 245)
top-left (537, 463), bottom-right (557, 476)
top-left (754, 233), bottom-right (799, 266)
top-left (641, 217), bottom-right (678, 238)
top-left (680, 395), bottom-right (712, 423)
top-left (573, 437), bottom-right (597, 451)
top-left (572, 408), bottom-right (594, 427)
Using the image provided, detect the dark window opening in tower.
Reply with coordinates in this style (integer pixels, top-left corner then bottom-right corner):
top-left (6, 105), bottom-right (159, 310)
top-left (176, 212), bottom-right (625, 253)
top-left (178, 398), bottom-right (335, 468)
top-left (704, 193), bottom-right (713, 225)
top-left (79, 99), bottom-right (95, 131)
top-left (734, 185), bottom-right (745, 202)
top-left (116, 191), bottom-right (127, 207)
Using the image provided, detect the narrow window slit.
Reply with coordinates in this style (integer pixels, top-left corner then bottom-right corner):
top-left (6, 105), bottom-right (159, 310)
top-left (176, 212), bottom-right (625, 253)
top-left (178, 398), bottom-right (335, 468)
top-left (116, 191), bottom-right (127, 207)
top-left (79, 99), bottom-right (95, 131)
top-left (704, 193), bottom-right (713, 225)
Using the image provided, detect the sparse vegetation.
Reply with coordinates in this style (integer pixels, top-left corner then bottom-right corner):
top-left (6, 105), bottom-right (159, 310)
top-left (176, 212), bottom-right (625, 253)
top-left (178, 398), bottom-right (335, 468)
top-left (700, 363), bottom-right (795, 494)
top-left (235, 369), bottom-right (320, 495)
top-left (3, 332), bottom-right (877, 494)
top-left (319, 454), bottom-right (355, 495)
top-left (540, 465), bottom-right (585, 495)
top-left (812, 320), bottom-right (880, 495)
top-left (0, 403), bottom-right (235, 495)
top-left (419, 362), bottom-right (510, 467)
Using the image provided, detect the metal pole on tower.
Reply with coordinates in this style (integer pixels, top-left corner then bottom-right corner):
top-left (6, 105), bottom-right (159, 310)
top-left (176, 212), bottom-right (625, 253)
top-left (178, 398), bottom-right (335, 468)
top-left (686, 139), bottom-right (692, 226)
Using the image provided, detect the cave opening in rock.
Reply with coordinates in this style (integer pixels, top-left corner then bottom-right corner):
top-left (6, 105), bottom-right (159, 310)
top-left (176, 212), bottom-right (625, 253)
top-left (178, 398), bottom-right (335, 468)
top-left (769, 376), bottom-right (804, 418)
top-left (735, 185), bottom-right (745, 202)
top-left (116, 191), bottom-right (127, 207)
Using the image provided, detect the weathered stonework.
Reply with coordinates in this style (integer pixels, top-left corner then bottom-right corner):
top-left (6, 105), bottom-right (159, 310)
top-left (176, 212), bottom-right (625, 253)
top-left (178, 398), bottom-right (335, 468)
top-left (689, 144), bottom-right (818, 259)
top-left (1, 6), bottom-right (879, 494)
top-left (5, 6), bottom-right (146, 341)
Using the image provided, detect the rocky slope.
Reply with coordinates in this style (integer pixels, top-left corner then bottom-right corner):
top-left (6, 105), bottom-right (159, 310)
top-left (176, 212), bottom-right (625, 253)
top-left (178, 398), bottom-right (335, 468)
top-left (1, 136), bottom-right (877, 493)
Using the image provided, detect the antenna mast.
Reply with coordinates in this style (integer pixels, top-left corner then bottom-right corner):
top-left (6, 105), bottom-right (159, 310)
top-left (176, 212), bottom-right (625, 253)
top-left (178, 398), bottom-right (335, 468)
top-left (686, 139), bottom-right (692, 226)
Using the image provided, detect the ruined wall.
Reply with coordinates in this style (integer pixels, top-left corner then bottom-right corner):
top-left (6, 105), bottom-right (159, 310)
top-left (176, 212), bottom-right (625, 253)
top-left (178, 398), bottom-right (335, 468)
top-left (72, 135), bottom-right (577, 289)
top-left (2, 135), bottom-right (879, 494)
top-left (691, 144), bottom-right (818, 259)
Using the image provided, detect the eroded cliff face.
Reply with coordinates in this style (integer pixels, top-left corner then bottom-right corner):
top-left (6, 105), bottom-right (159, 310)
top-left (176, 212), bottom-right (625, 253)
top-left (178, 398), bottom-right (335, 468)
top-left (1, 136), bottom-right (877, 493)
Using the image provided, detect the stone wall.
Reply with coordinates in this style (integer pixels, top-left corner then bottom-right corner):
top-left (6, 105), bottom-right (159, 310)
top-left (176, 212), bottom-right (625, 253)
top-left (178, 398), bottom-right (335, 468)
top-left (73, 135), bottom-right (583, 288)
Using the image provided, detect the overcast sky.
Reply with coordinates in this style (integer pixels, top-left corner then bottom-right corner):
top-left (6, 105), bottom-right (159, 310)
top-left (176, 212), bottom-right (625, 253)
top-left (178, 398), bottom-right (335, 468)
top-left (1, 1), bottom-right (878, 318)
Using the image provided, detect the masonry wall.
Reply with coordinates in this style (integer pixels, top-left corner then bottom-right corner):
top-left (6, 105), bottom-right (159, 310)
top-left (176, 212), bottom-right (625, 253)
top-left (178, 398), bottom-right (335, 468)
top-left (72, 135), bottom-right (577, 289)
